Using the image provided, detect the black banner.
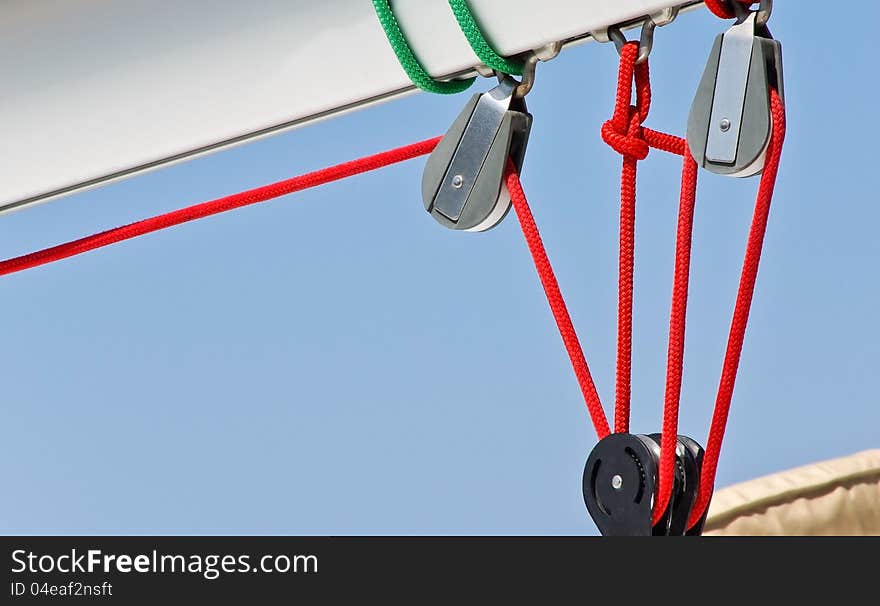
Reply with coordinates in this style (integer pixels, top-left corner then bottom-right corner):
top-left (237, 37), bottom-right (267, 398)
top-left (1, 536), bottom-right (874, 602)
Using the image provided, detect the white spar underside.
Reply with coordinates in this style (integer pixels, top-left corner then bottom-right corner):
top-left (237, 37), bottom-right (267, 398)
top-left (0, 0), bottom-right (700, 214)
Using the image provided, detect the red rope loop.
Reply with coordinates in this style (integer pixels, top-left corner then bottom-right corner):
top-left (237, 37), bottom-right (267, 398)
top-left (601, 42), bottom-right (652, 160)
top-left (704, 0), bottom-right (757, 20)
top-left (602, 37), bottom-right (702, 523)
top-left (0, 35), bottom-right (786, 536)
top-left (652, 151), bottom-right (698, 525)
top-left (603, 62), bottom-right (703, 522)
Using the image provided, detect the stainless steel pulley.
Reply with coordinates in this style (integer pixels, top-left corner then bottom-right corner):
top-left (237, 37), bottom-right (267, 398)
top-left (421, 76), bottom-right (531, 232)
top-left (686, 9), bottom-right (784, 177)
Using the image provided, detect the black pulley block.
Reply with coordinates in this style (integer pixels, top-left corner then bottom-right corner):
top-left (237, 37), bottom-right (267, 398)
top-left (582, 432), bottom-right (707, 536)
top-left (582, 433), bottom-right (660, 536)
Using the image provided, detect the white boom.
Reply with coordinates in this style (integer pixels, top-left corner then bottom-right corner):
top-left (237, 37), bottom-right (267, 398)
top-left (0, 0), bottom-right (700, 213)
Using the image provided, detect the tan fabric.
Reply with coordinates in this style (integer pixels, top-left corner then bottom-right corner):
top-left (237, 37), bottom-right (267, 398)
top-left (704, 450), bottom-right (880, 536)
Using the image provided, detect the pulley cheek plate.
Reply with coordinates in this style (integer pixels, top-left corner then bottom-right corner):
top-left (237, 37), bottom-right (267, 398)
top-left (687, 14), bottom-right (783, 178)
top-left (422, 78), bottom-right (531, 232)
top-left (583, 433), bottom-right (707, 536)
top-left (582, 433), bottom-right (660, 537)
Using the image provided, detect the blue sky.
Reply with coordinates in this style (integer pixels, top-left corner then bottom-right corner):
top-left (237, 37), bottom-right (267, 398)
top-left (2, 3), bottom-right (878, 534)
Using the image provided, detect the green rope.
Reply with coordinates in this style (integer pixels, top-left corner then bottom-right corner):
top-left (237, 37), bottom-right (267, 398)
top-left (372, 0), bottom-right (475, 94)
top-left (448, 0), bottom-right (524, 76)
top-left (372, 1), bottom-right (524, 94)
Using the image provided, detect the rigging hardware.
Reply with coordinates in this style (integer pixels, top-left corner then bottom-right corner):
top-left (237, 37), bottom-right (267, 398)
top-left (422, 75), bottom-right (531, 231)
top-left (582, 433), bottom-right (707, 536)
top-left (687, 3), bottom-right (783, 176)
top-left (421, 44), bottom-right (559, 232)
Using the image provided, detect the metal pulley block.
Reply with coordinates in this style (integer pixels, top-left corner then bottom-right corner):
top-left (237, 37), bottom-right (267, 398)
top-left (421, 76), bottom-right (531, 232)
top-left (582, 432), bottom-right (707, 536)
top-left (687, 9), bottom-right (784, 177)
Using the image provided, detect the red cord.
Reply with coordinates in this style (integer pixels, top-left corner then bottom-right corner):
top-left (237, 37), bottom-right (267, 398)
top-left (0, 42), bottom-right (785, 531)
top-left (0, 131), bottom-right (612, 439)
top-left (687, 87), bottom-right (786, 528)
top-left (506, 162), bottom-right (611, 439)
top-left (704, 0), bottom-right (757, 19)
top-left (601, 43), bottom-right (700, 524)
top-left (653, 152), bottom-right (698, 525)
top-left (615, 158), bottom-right (636, 434)
top-left (0, 137), bottom-right (441, 277)
top-left (601, 42), bottom-right (651, 433)
top-left (601, 42), bottom-right (786, 528)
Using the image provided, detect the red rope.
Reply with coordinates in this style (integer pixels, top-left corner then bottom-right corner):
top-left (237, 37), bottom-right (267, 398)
top-left (0, 130), bottom-right (611, 438)
top-left (653, 151), bottom-right (698, 525)
top-left (615, 158), bottom-right (637, 434)
top-left (704, 0), bottom-right (757, 19)
top-left (601, 42), bottom-right (651, 433)
top-left (601, 43), bottom-right (700, 524)
top-left (601, 42), bottom-right (786, 529)
top-left (0, 41), bottom-right (785, 532)
top-left (0, 137), bottom-right (441, 277)
top-left (687, 87), bottom-right (786, 528)
top-left (506, 162), bottom-right (611, 439)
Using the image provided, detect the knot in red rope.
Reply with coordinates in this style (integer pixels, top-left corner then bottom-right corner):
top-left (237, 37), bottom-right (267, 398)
top-left (601, 42), bottom-right (652, 160)
top-left (601, 110), bottom-right (648, 159)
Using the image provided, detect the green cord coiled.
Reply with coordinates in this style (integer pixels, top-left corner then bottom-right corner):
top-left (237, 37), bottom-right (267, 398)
top-left (372, 0), bottom-right (523, 94)
top-left (447, 0), bottom-right (524, 76)
top-left (371, 0), bottom-right (475, 94)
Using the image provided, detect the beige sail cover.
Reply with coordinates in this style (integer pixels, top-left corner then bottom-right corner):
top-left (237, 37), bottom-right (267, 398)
top-left (704, 450), bottom-right (880, 536)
